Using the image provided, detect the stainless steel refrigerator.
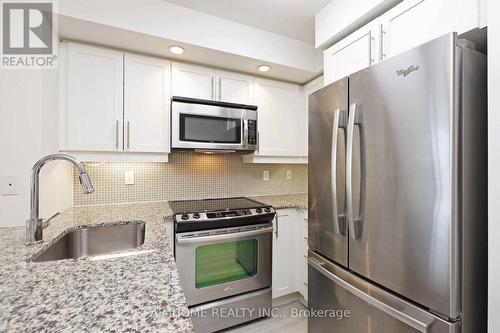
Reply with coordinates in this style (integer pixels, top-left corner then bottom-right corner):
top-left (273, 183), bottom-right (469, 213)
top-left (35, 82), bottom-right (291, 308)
top-left (308, 32), bottom-right (487, 333)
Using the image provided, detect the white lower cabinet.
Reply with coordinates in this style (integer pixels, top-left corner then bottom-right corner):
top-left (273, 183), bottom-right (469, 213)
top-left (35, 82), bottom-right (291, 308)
top-left (272, 208), bottom-right (309, 301)
top-left (165, 218), bottom-right (174, 251)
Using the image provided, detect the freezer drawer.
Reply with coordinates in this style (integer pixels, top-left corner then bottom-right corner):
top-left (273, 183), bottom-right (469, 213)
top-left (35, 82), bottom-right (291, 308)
top-left (308, 252), bottom-right (459, 333)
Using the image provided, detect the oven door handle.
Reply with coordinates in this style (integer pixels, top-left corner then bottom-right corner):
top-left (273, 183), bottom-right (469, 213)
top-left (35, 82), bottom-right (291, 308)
top-left (176, 227), bottom-right (274, 244)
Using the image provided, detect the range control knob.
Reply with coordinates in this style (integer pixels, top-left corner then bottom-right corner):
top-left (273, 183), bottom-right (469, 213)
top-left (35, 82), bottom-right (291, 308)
top-left (264, 207), bottom-right (271, 213)
top-left (181, 214), bottom-right (189, 220)
top-left (193, 213), bottom-right (201, 219)
top-left (255, 208), bottom-right (263, 213)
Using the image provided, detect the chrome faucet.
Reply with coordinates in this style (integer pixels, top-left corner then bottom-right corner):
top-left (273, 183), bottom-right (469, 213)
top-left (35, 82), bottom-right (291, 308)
top-left (26, 154), bottom-right (94, 246)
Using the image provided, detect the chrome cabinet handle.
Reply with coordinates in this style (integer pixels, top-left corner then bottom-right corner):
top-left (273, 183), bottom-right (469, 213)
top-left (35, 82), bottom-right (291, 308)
top-left (115, 120), bottom-right (120, 149)
top-left (275, 214), bottom-right (279, 238)
top-left (126, 121), bottom-right (130, 150)
top-left (211, 76), bottom-right (215, 100)
top-left (346, 103), bottom-right (362, 239)
top-left (176, 226), bottom-right (273, 244)
top-left (218, 77), bottom-right (222, 101)
top-left (380, 24), bottom-right (387, 60)
top-left (308, 257), bottom-right (432, 333)
top-left (331, 108), bottom-right (347, 235)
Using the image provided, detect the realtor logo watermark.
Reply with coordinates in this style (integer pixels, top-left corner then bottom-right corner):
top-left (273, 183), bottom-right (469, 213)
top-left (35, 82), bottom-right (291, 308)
top-left (1, 0), bottom-right (58, 68)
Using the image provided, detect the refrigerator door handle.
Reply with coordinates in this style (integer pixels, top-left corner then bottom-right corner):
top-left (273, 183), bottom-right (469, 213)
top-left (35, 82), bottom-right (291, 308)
top-left (331, 108), bottom-right (347, 235)
top-left (308, 257), bottom-right (432, 333)
top-left (347, 103), bottom-right (362, 239)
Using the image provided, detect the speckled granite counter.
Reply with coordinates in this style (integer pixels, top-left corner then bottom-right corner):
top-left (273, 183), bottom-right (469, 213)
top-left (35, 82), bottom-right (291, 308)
top-left (0, 202), bottom-right (193, 333)
top-left (252, 193), bottom-right (307, 210)
top-left (0, 194), bottom-right (306, 332)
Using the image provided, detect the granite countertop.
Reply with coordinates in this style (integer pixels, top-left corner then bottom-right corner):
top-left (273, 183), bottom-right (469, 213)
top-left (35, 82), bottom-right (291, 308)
top-left (251, 193), bottom-right (307, 210)
top-left (0, 193), bottom-right (306, 332)
top-left (0, 202), bottom-right (193, 333)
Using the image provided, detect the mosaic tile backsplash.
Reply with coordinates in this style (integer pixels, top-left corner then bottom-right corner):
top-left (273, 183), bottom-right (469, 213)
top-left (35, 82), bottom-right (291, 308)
top-left (73, 152), bottom-right (307, 206)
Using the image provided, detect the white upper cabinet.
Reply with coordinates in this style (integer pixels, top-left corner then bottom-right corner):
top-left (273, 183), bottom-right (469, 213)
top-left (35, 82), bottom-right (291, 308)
top-left (253, 78), bottom-right (302, 157)
top-left (324, 20), bottom-right (379, 86)
top-left (172, 63), bottom-right (255, 104)
top-left (379, 0), bottom-right (482, 60)
top-left (171, 62), bottom-right (215, 100)
top-left (63, 43), bottom-right (124, 151)
top-left (215, 70), bottom-right (254, 104)
top-left (302, 77), bottom-right (324, 156)
top-left (124, 54), bottom-right (171, 153)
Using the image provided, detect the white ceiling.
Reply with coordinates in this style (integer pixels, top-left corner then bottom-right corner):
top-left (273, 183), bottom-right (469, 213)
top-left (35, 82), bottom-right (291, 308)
top-left (163, 0), bottom-right (331, 43)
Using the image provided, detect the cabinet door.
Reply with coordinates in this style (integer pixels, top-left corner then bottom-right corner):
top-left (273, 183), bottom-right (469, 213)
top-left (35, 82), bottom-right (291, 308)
top-left (254, 78), bottom-right (302, 156)
top-left (171, 62), bottom-right (215, 100)
top-left (215, 70), bottom-right (254, 104)
top-left (272, 210), bottom-right (298, 298)
top-left (302, 77), bottom-right (324, 156)
top-left (380, 0), bottom-right (479, 60)
top-left (324, 20), bottom-right (378, 86)
top-left (124, 54), bottom-right (171, 153)
top-left (64, 43), bottom-right (123, 151)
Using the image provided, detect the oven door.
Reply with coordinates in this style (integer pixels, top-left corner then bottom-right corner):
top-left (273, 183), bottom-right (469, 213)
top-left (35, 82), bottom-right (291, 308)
top-left (175, 224), bottom-right (273, 306)
top-left (172, 100), bottom-right (250, 150)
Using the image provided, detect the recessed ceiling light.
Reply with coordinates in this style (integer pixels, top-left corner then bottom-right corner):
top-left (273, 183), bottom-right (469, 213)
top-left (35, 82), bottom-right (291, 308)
top-left (257, 65), bottom-right (271, 72)
top-left (169, 46), bottom-right (184, 55)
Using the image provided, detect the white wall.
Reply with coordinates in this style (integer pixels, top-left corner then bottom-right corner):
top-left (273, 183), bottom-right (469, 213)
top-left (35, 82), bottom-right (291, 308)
top-left (0, 69), bottom-right (72, 227)
top-left (58, 0), bottom-right (322, 73)
top-left (488, 0), bottom-right (500, 330)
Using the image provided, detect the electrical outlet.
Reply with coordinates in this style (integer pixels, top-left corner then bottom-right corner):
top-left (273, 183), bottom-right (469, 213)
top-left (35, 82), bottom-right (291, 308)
top-left (286, 170), bottom-right (292, 180)
top-left (263, 170), bottom-right (269, 181)
top-left (1, 175), bottom-right (18, 195)
top-left (125, 171), bottom-right (135, 185)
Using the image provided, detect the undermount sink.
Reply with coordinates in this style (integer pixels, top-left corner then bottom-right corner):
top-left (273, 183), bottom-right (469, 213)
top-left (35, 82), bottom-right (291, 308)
top-left (32, 222), bottom-right (146, 262)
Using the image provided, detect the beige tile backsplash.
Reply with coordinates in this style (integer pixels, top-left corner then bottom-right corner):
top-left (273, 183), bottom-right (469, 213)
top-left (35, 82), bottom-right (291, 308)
top-left (73, 152), bottom-right (307, 206)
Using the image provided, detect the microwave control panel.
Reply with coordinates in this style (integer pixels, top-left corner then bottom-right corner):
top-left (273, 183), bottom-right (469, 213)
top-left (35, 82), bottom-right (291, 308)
top-left (248, 120), bottom-right (257, 145)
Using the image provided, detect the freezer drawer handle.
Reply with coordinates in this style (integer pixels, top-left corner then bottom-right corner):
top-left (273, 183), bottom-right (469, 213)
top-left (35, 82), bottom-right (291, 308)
top-left (346, 103), bottom-right (363, 239)
top-left (308, 257), bottom-right (432, 333)
top-left (331, 108), bottom-right (348, 236)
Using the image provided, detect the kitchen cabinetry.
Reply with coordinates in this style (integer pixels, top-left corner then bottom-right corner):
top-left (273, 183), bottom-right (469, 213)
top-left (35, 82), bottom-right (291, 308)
top-left (215, 70), bottom-right (254, 104)
top-left (301, 77), bottom-right (324, 156)
top-left (60, 42), bottom-right (171, 160)
top-left (124, 54), bottom-right (171, 153)
top-left (272, 208), bottom-right (309, 301)
top-left (323, 0), bottom-right (485, 85)
top-left (243, 78), bottom-right (305, 163)
top-left (379, 0), bottom-right (483, 60)
top-left (300, 209), bottom-right (308, 302)
top-left (324, 20), bottom-right (379, 86)
top-left (171, 63), bottom-right (254, 104)
top-left (272, 209), bottom-right (299, 298)
top-left (171, 62), bottom-right (215, 100)
top-left (62, 43), bottom-right (124, 151)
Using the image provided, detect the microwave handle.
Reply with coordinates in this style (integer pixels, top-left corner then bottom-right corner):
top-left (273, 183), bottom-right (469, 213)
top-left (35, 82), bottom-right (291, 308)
top-left (243, 118), bottom-right (248, 147)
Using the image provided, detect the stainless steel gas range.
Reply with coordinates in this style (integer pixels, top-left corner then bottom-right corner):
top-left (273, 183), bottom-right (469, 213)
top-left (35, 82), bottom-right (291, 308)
top-left (169, 197), bottom-right (275, 333)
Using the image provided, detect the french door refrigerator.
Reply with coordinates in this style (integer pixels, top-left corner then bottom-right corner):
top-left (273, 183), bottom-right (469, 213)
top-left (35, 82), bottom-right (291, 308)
top-left (308, 32), bottom-right (487, 333)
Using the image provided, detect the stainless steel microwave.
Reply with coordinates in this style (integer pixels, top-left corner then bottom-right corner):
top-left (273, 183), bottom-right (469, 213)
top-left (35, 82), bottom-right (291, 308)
top-left (171, 97), bottom-right (258, 152)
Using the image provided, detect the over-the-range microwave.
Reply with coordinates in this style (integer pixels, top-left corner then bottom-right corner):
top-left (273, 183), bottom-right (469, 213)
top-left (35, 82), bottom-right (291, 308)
top-left (171, 96), bottom-right (258, 153)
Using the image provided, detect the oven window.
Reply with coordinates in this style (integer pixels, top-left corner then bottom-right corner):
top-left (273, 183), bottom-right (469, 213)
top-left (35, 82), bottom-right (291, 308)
top-left (180, 114), bottom-right (241, 144)
top-left (195, 239), bottom-right (258, 288)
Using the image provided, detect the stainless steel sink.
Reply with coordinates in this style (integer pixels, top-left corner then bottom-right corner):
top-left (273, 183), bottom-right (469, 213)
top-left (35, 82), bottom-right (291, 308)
top-left (32, 222), bottom-right (146, 262)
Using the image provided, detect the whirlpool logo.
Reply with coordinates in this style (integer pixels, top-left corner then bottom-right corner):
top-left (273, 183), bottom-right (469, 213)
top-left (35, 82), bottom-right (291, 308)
top-left (396, 65), bottom-right (419, 77)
